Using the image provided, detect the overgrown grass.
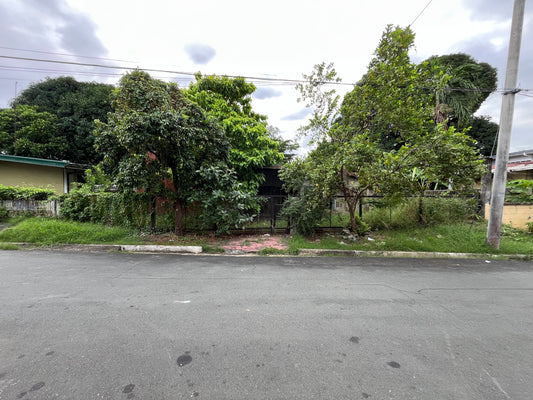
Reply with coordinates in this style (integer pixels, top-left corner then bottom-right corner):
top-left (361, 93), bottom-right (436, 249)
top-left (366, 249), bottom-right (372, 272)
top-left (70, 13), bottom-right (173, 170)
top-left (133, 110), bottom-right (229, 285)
top-left (0, 217), bottom-right (141, 245)
top-left (3, 217), bottom-right (531, 256)
top-left (0, 242), bottom-right (19, 250)
top-left (289, 222), bottom-right (533, 255)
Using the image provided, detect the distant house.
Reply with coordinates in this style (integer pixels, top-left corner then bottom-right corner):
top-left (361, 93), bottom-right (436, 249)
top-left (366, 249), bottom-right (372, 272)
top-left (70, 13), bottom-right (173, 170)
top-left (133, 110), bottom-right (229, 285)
top-left (491, 150), bottom-right (533, 180)
top-left (0, 154), bottom-right (86, 194)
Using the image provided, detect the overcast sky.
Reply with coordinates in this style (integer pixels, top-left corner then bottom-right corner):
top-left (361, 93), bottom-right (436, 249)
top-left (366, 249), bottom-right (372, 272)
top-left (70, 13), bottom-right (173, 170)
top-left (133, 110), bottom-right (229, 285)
top-left (0, 0), bottom-right (531, 152)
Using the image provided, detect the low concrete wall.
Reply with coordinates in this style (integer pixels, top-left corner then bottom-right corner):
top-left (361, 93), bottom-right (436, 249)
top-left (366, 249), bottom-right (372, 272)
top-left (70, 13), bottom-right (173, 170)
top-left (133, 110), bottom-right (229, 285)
top-left (0, 199), bottom-right (60, 217)
top-left (484, 203), bottom-right (533, 230)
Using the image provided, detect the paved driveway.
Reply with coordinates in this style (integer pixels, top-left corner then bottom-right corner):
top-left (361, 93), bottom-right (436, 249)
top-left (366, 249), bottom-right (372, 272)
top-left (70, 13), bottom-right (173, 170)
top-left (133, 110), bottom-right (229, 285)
top-left (0, 251), bottom-right (532, 399)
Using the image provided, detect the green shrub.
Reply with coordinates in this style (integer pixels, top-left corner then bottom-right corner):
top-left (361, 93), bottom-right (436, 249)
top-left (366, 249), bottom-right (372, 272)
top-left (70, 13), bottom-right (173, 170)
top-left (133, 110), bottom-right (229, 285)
top-left (0, 185), bottom-right (55, 200)
top-left (506, 180), bottom-right (533, 203)
top-left (0, 207), bottom-right (8, 221)
top-left (188, 167), bottom-right (262, 235)
top-left (363, 196), bottom-right (477, 229)
top-left (60, 189), bottom-right (152, 229)
top-left (281, 195), bottom-right (327, 236)
top-left (352, 215), bottom-right (371, 236)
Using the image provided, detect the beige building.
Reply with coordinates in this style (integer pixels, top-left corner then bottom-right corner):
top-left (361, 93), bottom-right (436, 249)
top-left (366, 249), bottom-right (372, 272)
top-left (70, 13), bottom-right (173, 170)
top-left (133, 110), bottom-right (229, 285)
top-left (0, 154), bottom-right (86, 194)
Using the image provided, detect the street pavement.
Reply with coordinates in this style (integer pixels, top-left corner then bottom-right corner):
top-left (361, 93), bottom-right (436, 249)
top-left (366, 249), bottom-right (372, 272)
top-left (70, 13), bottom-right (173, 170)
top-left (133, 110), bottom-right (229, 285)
top-left (0, 251), bottom-right (532, 399)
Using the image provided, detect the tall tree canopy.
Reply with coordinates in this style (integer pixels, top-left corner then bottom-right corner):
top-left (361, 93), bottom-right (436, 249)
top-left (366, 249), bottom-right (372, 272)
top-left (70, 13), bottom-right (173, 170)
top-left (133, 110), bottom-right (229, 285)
top-left (186, 75), bottom-right (283, 190)
top-left (425, 53), bottom-right (497, 127)
top-left (282, 26), bottom-right (484, 234)
top-left (11, 76), bottom-right (114, 164)
top-left (0, 105), bottom-right (67, 159)
top-left (423, 53), bottom-right (499, 156)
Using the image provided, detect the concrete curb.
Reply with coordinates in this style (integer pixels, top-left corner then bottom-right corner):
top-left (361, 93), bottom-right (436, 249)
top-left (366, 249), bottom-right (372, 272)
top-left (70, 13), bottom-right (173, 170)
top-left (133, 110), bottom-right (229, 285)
top-left (298, 248), bottom-right (533, 260)
top-left (121, 244), bottom-right (202, 254)
top-left (3, 243), bottom-right (533, 260)
top-left (6, 243), bottom-right (203, 254)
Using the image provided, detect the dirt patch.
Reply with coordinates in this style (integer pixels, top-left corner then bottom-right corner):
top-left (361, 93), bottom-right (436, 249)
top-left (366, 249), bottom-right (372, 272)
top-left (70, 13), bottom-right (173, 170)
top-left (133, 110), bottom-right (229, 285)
top-left (220, 234), bottom-right (288, 254)
top-left (140, 232), bottom-right (288, 254)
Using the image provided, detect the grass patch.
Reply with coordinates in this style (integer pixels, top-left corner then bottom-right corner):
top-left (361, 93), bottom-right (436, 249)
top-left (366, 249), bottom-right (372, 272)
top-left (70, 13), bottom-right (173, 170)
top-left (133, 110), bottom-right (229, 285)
top-left (0, 242), bottom-right (19, 250)
top-left (0, 217), bottom-right (141, 245)
top-left (289, 222), bottom-right (533, 255)
top-left (258, 247), bottom-right (287, 256)
top-left (201, 244), bottom-right (225, 253)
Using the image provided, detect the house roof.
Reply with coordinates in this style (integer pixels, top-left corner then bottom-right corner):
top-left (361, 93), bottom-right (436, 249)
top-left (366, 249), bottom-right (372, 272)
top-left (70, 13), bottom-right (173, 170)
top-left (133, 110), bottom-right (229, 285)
top-left (0, 154), bottom-right (87, 170)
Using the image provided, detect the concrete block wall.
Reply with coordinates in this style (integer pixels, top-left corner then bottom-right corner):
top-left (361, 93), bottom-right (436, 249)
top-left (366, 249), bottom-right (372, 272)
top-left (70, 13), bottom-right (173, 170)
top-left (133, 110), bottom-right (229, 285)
top-left (485, 203), bottom-right (533, 230)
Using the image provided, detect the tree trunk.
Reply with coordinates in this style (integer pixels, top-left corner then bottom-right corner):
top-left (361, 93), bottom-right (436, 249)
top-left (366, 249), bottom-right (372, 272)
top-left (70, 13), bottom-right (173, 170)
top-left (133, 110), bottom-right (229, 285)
top-left (174, 198), bottom-right (184, 235)
top-left (341, 165), bottom-right (360, 233)
top-left (347, 200), bottom-right (357, 233)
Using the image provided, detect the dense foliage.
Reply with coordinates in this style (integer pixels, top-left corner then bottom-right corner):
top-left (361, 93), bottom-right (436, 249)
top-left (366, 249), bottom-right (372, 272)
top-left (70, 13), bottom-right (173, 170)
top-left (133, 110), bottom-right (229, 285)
top-left (93, 71), bottom-right (279, 235)
top-left (423, 53), bottom-right (499, 156)
top-left (186, 74), bottom-right (283, 189)
top-left (506, 180), bottom-right (533, 204)
top-left (10, 77), bottom-right (114, 164)
top-left (282, 26), bottom-right (484, 235)
top-left (0, 106), bottom-right (67, 159)
top-left (0, 184), bottom-right (55, 200)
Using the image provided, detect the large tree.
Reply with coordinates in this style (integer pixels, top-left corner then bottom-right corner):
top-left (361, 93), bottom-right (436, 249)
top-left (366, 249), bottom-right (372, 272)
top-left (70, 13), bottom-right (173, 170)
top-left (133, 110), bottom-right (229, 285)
top-left (0, 105), bottom-right (67, 159)
top-left (282, 26), bottom-right (484, 234)
top-left (95, 71), bottom-right (231, 235)
top-left (12, 76), bottom-right (114, 164)
top-left (186, 75), bottom-right (283, 190)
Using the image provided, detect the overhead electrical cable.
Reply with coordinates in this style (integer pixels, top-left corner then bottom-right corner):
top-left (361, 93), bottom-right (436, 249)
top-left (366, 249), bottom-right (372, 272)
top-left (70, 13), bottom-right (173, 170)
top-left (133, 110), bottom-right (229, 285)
top-left (409, 0), bottom-right (434, 26)
top-left (0, 45), bottom-right (137, 64)
top-left (0, 54), bottom-right (530, 93)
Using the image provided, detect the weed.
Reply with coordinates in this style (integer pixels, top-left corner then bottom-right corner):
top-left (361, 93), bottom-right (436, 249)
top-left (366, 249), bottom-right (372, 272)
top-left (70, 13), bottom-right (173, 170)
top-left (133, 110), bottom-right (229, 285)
top-left (258, 247), bottom-right (287, 255)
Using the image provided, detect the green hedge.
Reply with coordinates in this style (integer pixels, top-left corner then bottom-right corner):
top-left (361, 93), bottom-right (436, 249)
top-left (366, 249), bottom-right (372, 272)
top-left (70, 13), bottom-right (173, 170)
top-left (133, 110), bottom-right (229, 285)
top-left (0, 185), bottom-right (55, 200)
top-left (59, 190), bottom-right (152, 229)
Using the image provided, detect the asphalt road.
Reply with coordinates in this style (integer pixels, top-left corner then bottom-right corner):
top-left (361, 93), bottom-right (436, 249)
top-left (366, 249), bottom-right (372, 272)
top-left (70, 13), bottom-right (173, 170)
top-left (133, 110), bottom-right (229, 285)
top-left (0, 251), bottom-right (532, 400)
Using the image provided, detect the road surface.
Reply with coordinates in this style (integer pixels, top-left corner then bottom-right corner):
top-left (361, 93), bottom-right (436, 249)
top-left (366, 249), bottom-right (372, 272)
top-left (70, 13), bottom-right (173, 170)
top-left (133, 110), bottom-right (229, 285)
top-left (0, 251), bottom-right (532, 399)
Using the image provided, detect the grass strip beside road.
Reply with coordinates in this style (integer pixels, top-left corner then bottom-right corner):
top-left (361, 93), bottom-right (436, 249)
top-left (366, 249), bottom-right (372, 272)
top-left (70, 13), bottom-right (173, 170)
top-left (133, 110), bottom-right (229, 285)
top-left (289, 222), bottom-right (533, 255)
top-left (0, 218), bottom-right (532, 256)
top-left (0, 218), bottom-right (140, 246)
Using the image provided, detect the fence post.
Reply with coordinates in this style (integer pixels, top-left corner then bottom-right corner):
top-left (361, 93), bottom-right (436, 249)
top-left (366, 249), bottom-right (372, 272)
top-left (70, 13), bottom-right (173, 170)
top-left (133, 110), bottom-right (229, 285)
top-left (270, 196), bottom-right (274, 235)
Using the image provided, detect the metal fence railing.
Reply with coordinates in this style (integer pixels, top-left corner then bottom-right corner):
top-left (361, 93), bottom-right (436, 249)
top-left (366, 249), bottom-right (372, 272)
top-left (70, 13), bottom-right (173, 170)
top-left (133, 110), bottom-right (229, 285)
top-left (241, 192), bottom-right (481, 234)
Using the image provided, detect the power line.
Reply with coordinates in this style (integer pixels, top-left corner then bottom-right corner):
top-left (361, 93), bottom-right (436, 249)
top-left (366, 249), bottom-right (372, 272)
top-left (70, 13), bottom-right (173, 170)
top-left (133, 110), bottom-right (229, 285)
top-left (0, 54), bottom-right (307, 85)
top-left (0, 45), bottom-right (137, 64)
top-left (1, 54), bottom-right (530, 94)
top-left (409, 0), bottom-right (434, 26)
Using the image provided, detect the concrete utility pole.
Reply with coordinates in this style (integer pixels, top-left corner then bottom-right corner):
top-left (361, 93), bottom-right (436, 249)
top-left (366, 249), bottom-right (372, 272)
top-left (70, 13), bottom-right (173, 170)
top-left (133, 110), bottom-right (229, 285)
top-left (486, 0), bottom-right (526, 249)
